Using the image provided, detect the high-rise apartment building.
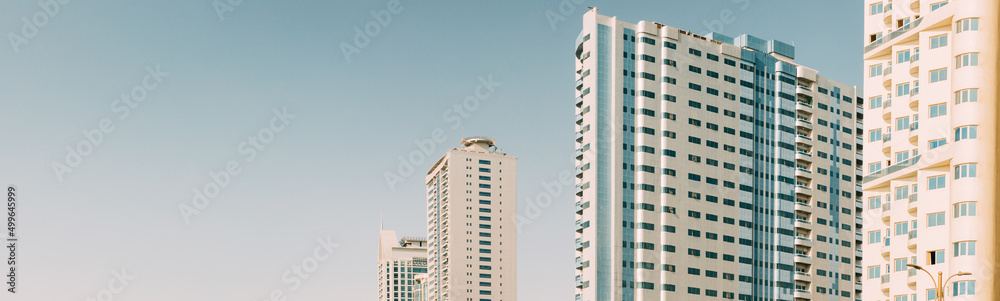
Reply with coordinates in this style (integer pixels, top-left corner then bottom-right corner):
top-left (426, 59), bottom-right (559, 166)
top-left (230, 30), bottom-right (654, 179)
top-left (378, 230), bottom-right (429, 301)
top-left (862, 0), bottom-right (999, 300)
top-left (426, 137), bottom-right (517, 301)
top-left (574, 9), bottom-right (864, 300)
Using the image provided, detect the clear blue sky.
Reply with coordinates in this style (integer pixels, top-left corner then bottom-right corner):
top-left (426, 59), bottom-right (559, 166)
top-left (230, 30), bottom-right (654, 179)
top-left (0, 1), bottom-right (861, 300)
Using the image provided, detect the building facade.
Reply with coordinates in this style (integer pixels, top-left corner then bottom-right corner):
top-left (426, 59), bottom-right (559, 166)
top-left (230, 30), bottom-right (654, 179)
top-left (861, 0), bottom-right (999, 300)
top-left (426, 137), bottom-right (517, 301)
top-left (378, 230), bottom-right (429, 301)
top-left (574, 9), bottom-right (864, 301)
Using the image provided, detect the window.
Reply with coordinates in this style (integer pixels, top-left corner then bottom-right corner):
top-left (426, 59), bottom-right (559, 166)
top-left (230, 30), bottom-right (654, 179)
top-left (895, 117), bottom-right (910, 132)
top-left (930, 69), bottom-right (948, 83)
top-left (928, 175), bottom-right (946, 190)
top-left (957, 18), bottom-right (980, 33)
top-left (897, 50), bottom-right (911, 63)
top-left (688, 48), bottom-right (701, 56)
top-left (897, 83), bottom-right (911, 96)
top-left (869, 162), bottom-right (883, 173)
top-left (929, 250), bottom-right (945, 265)
top-left (868, 230), bottom-right (882, 244)
top-left (869, 196), bottom-right (882, 210)
top-left (929, 103), bottom-right (947, 118)
top-left (931, 1), bottom-right (948, 10)
top-left (688, 65), bottom-right (702, 74)
top-left (869, 2), bottom-right (884, 15)
top-left (870, 96), bottom-right (883, 109)
top-left (930, 139), bottom-right (947, 149)
top-left (869, 64), bottom-right (883, 77)
top-left (955, 88), bottom-right (978, 104)
top-left (894, 258), bottom-right (908, 272)
top-left (954, 202), bottom-right (977, 218)
top-left (894, 222), bottom-right (909, 236)
top-left (954, 241), bottom-right (976, 257)
top-left (955, 126), bottom-right (978, 142)
top-left (957, 53), bottom-right (979, 68)
top-left (928, 212), bottom-right (946, 227)
top-left (930, 34), bottom-right (948, 49)
top-left (867, 266), bottom-right (881, 279)
top-left (953, 280), bottom-right (976, 296)
top-left (479, 160), bottom-right (491, 165)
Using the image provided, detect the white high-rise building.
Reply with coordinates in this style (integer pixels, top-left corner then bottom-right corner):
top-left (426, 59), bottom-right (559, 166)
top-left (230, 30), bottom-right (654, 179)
top-left (573, 9), bottom-right (864, 301)
top-left (378, 230), bottom-right (429, 301)
top-left (426, 137), bottom-right (517, 301)
top-left (862, 0), bottom-right (999, 300)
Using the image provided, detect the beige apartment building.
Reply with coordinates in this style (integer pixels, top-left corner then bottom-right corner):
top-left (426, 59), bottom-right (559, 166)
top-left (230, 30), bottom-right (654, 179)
top-left (862, 0), bottom-right (999, 300)
top-left (426, 137), bottom-right (517, 301)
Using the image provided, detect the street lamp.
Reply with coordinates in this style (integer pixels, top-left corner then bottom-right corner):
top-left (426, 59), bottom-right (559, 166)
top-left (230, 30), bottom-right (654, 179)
top-left (906, 263), bottom-right (971, 300)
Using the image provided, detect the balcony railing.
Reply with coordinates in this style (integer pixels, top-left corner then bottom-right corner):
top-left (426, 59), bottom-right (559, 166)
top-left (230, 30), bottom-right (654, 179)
top-left (882, 202), bottom-right (891, 211)
top-left (908, 230), bottom-right (918, 239)
top-left (882, 133), bottom-right (891, 142)
top-left (866, 17), bottom-right (925, 53)
top-left (863, 155), bottom-right (922, 183)
top-left (881, 274), bottom-right (891, 284)
top-left (910, 121), bottom-right (918, 131)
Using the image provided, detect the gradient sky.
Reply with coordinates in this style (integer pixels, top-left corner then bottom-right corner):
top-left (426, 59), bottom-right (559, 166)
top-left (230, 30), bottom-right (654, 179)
top-left (0, 1), bottom-right (861, 300)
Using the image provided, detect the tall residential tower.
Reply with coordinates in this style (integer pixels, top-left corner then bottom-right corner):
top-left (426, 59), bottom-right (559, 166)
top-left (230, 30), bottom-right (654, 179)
top-left (574, 9), bottom-right (864, 301)
top-left (862, 0), bottom-right (999, 300)
top-left (378, 230), bottom-right (429, 301)
top-left (426, 137), bottom-right (517, 301)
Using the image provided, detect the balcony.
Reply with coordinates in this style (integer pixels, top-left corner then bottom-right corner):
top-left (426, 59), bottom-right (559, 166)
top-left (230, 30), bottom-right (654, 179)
top-left (882, 5), bottom-right (893, 27)
top-left (794, 289), bottom-right (810, 299)
top-left (907, 230), bottom-right (918, 249)
top-left (796, 118), bottom-right (813, 130)
top-left (863, 154), bottom-right (922, 183)
top-left (575, 97), bottom-right (583, 108)
top-left (575, 148), bottom-right (584, 161)
top-left (882, 202), bottom-right (892, 222)
top-left (794, 218), bottom-right (811, 230)
top-left (796, 134), bottom-right (813, 146)
top-left (882, 237), bottom-right (891, 257)
top-left (575, 78), bottom-right (583, 91)
top-left (796, 100), bottom-right (813, 113)
top-left (794, 254), bottom-right (811, 263)
top-left (908, 123), bottom-right (919, 143)
top-left (909, 59), bottom-right (920, 74)
top-left (796, 85), bottom-right (812, 96)
top-left (796, 168), bottom-right (812, 180)
top-left (575, 131), bottom-right (583, 143)
top-left (795, 200), bottom-right (812, 215)
top-left (575, 113), bottom-right (583, 125)
top-left (794, 236), bottom-right (813, 247)
top-left (794, 272), bottom-right (811, 281)
top-left (909, 93), bottom-right (919, 108)
top-left (910, 0), bottom-right (920, 12)
top-left (908, 193), bottom-right (919, 213)
top-left (795, 184), bottom-right (812, 197)
top-left (882, 99), bottom-right (893, 121)
top-left (795, 151), bottom-right (812, 162)
top-left (907, 267), bottom-right (918, 286)
top-left (575, 166), bottom-right (583, 179)
top-left (575, 201), bottom-right (584, 214)
top-left (881, 274), bottom-right (891, 292)
top-left (866, 17), bottom-right (924, 53)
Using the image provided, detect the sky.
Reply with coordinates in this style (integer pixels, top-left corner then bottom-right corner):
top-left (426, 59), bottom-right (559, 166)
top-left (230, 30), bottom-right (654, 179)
top-left (0, 1), bottom-right (861, 300)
